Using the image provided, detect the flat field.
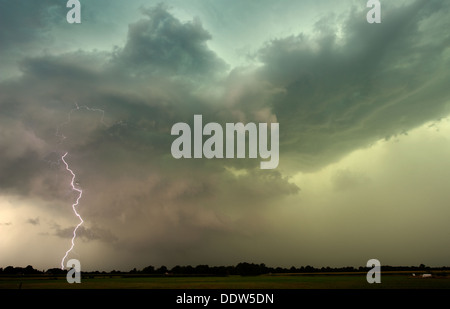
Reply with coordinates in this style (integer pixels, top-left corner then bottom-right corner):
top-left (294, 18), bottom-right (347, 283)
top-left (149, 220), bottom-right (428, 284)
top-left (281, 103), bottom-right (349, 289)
top-left (1, 272), bottom-right (450, 289)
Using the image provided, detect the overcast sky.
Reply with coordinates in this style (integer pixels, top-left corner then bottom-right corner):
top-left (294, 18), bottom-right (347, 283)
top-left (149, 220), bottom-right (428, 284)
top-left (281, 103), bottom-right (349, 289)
top-left (1, 0), bottom-right (450, 271)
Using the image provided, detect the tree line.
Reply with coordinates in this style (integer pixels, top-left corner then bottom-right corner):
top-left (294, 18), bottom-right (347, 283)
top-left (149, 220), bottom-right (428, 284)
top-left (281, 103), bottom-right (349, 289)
top-left (0, 263), bottom-right (445, 276)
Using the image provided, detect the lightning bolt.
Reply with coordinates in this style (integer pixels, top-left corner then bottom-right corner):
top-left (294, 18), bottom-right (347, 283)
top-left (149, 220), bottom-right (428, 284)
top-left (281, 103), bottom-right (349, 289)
top-left (60, 152), bottom-right (83, 270)
top-left (54, 101), bottom-right (107, 270)
top-left (56, 101), bottom-right (106, 143)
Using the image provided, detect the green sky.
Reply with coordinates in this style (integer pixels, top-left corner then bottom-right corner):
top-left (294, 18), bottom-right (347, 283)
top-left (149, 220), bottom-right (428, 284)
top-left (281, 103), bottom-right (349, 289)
top-left (1, 0), bottom-right (450, 271)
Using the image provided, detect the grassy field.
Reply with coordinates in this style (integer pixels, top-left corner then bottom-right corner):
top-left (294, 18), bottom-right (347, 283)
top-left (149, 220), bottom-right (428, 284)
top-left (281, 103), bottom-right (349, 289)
top-left (1, 272), bottom-right (450, 289)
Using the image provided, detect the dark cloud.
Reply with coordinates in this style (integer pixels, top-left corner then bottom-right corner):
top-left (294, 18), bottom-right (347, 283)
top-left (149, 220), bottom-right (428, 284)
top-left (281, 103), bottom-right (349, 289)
top-left (0, 4), bottom-right (299, 268)
top-left (1, 1), bottom-right (447, 200)
top-left (26, 217), bottom-right (40, 225)
top-left (0, 0), bottom-right (67, 80)
top-left (252, 0), bottom-right (450, 171)
top-left (331, 169), bottom-right (371, 191)
top-left (53, 224), bottom-right (118, 243)
top-left (0, 0), bottom-right (63, 52)
top-left (1, 1), bottom-right (450, 269)
top-left (0, 148), bottom-right (47, 195)
top-left (112, 3), bottom-right (227, 78)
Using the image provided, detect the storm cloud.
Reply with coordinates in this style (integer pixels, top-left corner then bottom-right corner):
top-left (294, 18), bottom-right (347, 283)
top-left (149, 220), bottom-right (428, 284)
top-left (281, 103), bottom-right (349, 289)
top-left (1, 0), bottom-right (450, 270)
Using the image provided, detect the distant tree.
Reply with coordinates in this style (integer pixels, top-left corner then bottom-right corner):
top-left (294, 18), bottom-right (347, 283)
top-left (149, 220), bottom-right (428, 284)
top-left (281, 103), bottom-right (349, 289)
top-left (212, 266), bottom-right (228, 276)
top-left (24, 265), bottom-right (39, 274)
top-left (275, 267), bottom-right (284, 273)
top-left (46, 268), bottom-right (65, 275)
top-left (195, 265), bottom-right (210, 274)
top-left (156, 266), bottom-right (168, 274)
top-left (171, 265), bottom-right (182, 274)
top-left (343, 266), bottom-right (355, 272)
top-left (185, 265), bottom-right (194, 274)
top-left (236, 262), bottom-right (264, 276)
top-left (260, 263), bottom-right (269, 274)
top-left (142, 265), bottom-right (155, 274)
top-left (4, 266), bottom-right (15, 274)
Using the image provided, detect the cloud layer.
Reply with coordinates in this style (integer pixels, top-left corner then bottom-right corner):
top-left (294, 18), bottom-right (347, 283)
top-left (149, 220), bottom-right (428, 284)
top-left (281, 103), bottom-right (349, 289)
top-left (1, 0), bottom-right (450, 270)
